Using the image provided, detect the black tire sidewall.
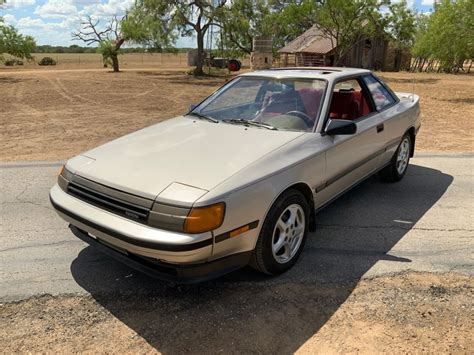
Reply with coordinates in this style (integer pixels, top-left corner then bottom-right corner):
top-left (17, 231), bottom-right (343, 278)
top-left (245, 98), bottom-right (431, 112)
top-left (257, 190), bottom-right (310, 275)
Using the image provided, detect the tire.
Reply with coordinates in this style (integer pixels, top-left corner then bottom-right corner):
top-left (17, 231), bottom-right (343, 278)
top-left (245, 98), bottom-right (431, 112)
top-left (228, 59), bottom-right (241, 72)
top-left (250, 189), bottom-right (310, 275)
top-left (380, 133), bottom-right (412, 183)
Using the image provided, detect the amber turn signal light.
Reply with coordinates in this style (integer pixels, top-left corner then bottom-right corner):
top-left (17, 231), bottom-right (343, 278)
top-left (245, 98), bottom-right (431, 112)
top-left (184, 203), bottom-right (225, 234)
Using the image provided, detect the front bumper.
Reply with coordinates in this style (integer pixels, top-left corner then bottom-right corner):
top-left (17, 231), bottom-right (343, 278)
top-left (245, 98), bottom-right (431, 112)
top-left (70, 225), bottom-right (252, 284)
top-left (50, 184), bottom-right (213, 264)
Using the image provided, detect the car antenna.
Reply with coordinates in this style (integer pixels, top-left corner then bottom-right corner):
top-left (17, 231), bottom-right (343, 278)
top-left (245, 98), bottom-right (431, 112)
top-left (411, 77), bottom-right (416, 102)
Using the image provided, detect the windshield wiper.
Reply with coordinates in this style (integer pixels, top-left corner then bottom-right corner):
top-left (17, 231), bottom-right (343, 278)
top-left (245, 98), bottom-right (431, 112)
top-left (187, 112), bottom-right (219, 123)
top-left (225, 119), bottom-right (278, 130)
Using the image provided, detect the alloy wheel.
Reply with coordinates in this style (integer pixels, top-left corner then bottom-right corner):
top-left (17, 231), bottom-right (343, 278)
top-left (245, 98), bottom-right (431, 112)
top-left (272, 204), bottom-right (306, 264)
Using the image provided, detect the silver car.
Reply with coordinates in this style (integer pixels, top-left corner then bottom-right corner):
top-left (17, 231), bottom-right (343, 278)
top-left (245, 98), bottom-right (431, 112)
top-left (50, 67), bottom-right (421, 282)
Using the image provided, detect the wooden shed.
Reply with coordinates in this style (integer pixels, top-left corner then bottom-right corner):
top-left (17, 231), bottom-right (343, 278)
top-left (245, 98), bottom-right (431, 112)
top-left (278, 25), bottom-right (392, 71)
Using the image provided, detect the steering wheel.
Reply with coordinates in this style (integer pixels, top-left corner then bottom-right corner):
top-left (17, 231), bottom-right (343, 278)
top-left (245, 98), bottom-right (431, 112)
top-left (284, 111), bottom-right (314, 128)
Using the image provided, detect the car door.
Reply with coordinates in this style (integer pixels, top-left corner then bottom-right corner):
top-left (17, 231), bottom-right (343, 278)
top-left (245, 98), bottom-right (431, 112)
top-left (361, 74), bottom-right (402, 164)
top-left (315, 77), bottom-right (388, 208)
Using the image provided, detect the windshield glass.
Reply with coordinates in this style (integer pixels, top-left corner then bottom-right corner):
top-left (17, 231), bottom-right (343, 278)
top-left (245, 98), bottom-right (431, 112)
top-left (190, 77), bottom-right (327, 132)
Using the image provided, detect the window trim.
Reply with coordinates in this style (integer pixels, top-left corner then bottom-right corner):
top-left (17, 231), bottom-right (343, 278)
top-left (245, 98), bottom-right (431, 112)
top-left (320, 74), bottom-right (379, 135)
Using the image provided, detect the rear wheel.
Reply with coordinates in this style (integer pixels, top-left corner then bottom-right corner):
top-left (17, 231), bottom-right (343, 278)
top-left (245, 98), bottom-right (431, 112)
top-left (251, 189), bottom-right (310, 275)
top-left (380, 133), bottom-right (412, 182)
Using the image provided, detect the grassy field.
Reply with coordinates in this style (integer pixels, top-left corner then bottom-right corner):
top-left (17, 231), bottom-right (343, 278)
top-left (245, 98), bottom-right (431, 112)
top-left (2, 52), bottom-right (252, 70)
top-left (0, 66), bottom-right (472, 161)
top-left (3, 52), bottom-right (190, 69)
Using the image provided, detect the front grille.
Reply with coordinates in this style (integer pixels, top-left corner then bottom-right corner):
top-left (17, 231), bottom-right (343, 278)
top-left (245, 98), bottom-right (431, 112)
top-left (67, 182), bottom-right (150, 223)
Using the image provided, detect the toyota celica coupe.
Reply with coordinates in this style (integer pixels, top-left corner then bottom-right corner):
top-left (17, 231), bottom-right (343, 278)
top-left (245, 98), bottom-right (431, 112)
top-left (50, 67), bottom-right (420, 283)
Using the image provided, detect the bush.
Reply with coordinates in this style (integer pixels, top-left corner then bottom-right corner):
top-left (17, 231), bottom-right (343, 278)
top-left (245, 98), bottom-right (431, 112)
top-left (38, 57), bottom-right (57, 66)
top-left (4, 58), bottom-right (24, 66)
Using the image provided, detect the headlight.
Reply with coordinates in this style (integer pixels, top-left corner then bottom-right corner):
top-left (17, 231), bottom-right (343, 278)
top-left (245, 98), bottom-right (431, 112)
top-left (58, 165), bottom-right (74, 191)
top-left (183, 202), bottom-right (226, 234)
top-left (59, 165), bottom-right (74, 180)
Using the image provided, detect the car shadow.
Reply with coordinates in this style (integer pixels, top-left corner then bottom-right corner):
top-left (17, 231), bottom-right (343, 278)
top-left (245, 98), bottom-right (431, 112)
top-left (70, 164), bottom-right (453, 354)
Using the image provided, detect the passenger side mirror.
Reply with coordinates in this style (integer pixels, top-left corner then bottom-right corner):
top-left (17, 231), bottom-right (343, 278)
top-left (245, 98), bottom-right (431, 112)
top-left (189, 104), bottom-right (197, 112)
top-left (325, 119), bottom-right (357, 136)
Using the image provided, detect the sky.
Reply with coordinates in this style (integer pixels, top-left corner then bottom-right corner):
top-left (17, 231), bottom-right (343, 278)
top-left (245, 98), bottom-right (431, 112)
top-left (1, 0), bottom-right (436, 48)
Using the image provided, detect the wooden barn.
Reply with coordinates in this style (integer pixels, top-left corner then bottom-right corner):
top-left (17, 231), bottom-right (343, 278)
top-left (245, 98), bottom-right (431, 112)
top-left (278, 25), bottom-right (409, 71)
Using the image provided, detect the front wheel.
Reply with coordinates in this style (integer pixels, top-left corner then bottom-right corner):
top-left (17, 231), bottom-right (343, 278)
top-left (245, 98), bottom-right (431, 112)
top-left (380, 133), bottom-right (412, 182)
top-left (250, 189), bottom-right (310, 275)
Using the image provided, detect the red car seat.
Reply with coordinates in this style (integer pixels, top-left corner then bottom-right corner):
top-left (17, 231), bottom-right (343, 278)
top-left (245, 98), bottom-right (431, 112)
top-left (352, 91), bottom-right (371, 116)
top-left (329, 92), bottom-right (360, 120)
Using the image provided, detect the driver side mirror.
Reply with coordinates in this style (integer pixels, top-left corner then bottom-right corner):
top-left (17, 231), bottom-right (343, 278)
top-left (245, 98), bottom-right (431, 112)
top-left (325, 119), bottom-right (357, 136)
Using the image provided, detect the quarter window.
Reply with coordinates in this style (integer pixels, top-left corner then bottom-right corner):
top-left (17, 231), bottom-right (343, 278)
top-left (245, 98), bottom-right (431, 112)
top-left (363, 75), bottom-right (396, 111)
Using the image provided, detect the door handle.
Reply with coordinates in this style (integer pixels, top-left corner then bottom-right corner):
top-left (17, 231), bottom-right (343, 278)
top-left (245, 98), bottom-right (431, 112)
top-left (376, 124), bottom-right (384, 133)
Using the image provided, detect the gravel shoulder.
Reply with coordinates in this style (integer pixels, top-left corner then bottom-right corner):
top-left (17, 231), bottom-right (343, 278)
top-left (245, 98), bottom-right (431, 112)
top-left (1, 272), bottom-right (472, 354)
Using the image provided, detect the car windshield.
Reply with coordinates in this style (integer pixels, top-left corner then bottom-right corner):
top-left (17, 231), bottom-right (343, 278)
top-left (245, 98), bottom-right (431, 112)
top-left (190, 76), bottom-right (327, 132)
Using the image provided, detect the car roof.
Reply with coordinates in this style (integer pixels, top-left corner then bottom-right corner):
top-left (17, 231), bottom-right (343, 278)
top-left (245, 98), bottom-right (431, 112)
top-left (240, 67), bottom-right (371, 80)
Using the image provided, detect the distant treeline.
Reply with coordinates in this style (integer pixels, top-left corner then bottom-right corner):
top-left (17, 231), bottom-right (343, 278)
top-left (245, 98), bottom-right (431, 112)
top-left (35, 45), bottom-right (194, 54)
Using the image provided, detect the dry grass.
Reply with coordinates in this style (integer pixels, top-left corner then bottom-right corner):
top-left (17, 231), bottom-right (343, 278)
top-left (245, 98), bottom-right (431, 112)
top-left (0, 67), bottom-right (472, 162)
top-left (0, 69), bottom-right (230, 161)
top-left (4, 52), bottom-right (189, 70)
top-left (378, 72), bottom-right (474, 152)
top-left (3, 52), bottom-right (251, 70)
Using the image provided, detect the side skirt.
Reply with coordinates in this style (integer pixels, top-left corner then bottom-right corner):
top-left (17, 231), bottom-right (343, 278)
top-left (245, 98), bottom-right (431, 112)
top-left (314, 161), bottom-right (391, 214)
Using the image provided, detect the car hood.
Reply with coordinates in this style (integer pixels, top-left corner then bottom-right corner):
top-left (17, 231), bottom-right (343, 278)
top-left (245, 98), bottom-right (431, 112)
top-left (72, 116), bottom-right (304, 201)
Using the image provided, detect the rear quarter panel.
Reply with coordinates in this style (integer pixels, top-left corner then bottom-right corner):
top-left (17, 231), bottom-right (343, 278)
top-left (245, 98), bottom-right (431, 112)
top-left (380, 93), bottom-right (420, 163)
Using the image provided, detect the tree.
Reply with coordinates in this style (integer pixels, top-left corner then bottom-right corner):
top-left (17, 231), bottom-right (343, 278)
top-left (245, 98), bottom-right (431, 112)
top-left (124, 0), bottom-right (227, 75)
top-left (313, 0), bottom-right (386, 65)
top-left (0, 18), bottom-right (36, 62)
top-left (384, 0), bottom-right (416, 71)
top-left (72, 15), bottom-right (125, 72)
top-left (412, 0), bottom-right (474, 73)
top-left (271, 0), bottom-right (318, 46)
top-left (216, 0), bottom-right (272, 55)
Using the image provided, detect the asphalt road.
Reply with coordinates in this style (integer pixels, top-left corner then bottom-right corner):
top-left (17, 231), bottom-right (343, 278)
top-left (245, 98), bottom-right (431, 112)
top-left (1, 153), bottom-right (473, 302)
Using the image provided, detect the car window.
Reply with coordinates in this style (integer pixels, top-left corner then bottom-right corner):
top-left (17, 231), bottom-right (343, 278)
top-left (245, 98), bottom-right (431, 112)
top-left (328, 79), bottom-right (373, 120)
top-left (363, 75), bottom-right (396, 111)
top-left (195, 77), bottom-right (327, 132)
top-left (202, 79), bottom-right (260, 111)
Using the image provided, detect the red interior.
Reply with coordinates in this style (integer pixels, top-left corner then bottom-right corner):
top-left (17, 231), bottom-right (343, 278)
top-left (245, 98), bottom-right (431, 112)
top-left (352, 91), bottom-right (371, 116)
top-left (260, 88), bottom-right (372, 122)
top-left (330, 91), bottom-right (371, 120)
top-left (297, 88), bottom-right (323, 121)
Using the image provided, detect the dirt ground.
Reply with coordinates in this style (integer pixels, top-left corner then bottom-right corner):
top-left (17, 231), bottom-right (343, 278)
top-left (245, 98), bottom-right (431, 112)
top-left (0, 68), bottom-right (472, 162)
top-left (1, 272), bottom-right (472, 353)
